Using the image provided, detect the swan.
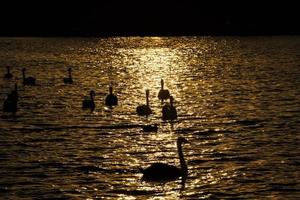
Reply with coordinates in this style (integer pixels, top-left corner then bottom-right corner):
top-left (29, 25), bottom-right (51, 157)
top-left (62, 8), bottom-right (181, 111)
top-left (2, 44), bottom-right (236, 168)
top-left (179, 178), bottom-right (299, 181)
top-left (82, 90), bottom-right (96, 111)
top-left (158, 79), bottom-right (170, 102)
top-left (3, 95), bottom-right (18, 113)
top-left (7, 83), bottom-right (18, 102)
top-left (162, 96), bottom-right (177, 121)
top-left (3, 85), bottom-right (18, 113)
top-left (63, 67), bottom-right (73, 84)
top-left (22, 68), bottom-right (36, 85)
top-left (136, 89), bottom-right (152, 116)
top-left (140, 137), bottom-right (188, 181)
top-left (105, 85), bottom-right (118, 106)
top-left (4, 66), bottom-right (13, 79)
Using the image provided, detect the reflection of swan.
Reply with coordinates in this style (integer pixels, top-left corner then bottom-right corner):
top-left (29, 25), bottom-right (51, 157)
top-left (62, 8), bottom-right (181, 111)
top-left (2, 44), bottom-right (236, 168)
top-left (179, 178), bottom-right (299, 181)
top-left (63, 68), bottom-right (73, 84)
top-left (22, 68), bottom-right (36, 85)
top-left (105, 85), bottom-right (118, 106)
top-left (82, 90), bottom-right (96, 111)
top-left (136, 89), bottom-right (152, 116)
top-left (158, 79), bottom-right (170, 102)
top-left (4, 66), bottom-right (13, 79)
top-left (162, 96), bottom-right (177, 121)
top-left (140, 137), bottom-right (188, 181)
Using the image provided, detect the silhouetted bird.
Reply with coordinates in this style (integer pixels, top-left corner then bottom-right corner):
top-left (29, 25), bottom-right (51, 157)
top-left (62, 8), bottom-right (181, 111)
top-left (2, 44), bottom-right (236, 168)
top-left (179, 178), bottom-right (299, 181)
top-left (7, 83), bottom-right (18, 102)
top-left (22, 68), bottom-right (36, 85)
top-left (162, 96), bottom-right (177, 121)
top-left (105, 85), bottom-right (118, 106)
top-left (63, 67), bottom-right (73, 84)
top-left (158, 79), bottom-right (170, 102)
top-left (3, 85), bottom-right (18, 114)
top-left (4, 66), bottom-right (13, 79)
top-left (139, 137), bottom-right (188, 181)
top-left (136, 89), bottom-right (152, 116)
top-left (82, 90), bottom-right (96, 111)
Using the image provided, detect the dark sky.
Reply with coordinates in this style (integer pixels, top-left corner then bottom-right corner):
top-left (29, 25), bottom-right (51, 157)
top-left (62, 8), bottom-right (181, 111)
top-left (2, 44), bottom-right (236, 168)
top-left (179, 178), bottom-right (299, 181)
top-left (1, 1), bottom-right (299, 36)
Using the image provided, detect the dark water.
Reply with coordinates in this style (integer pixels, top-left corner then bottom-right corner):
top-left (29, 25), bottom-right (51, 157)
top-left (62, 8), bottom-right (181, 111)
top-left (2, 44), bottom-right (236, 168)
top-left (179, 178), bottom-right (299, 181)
top-left (1, 36), bottom-right (300, 199)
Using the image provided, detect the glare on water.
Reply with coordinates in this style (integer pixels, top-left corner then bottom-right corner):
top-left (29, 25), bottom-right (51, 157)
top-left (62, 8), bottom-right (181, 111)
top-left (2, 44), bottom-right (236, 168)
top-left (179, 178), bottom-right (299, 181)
top-left (0, 36), bottom-right (300, 199)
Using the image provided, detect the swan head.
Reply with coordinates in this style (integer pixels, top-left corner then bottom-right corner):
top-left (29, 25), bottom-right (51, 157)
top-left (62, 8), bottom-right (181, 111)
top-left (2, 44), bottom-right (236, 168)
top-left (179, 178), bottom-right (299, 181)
top-left (68, 67), bottom-right (72, 72)
top-left (22, 68), bottom-right (26, 72)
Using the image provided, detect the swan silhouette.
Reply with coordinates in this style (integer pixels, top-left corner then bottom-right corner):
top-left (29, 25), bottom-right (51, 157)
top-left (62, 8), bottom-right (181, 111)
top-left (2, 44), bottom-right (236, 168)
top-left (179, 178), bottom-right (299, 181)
top-left (22, 68), bottom-right (36, 85)
top-left (158, 79), bottom-right (170, 102)
top-left (140, 137), bottom-right (188, 181)
top-left (7, 83), bottom-right (18, 102)
top-left (136, 89), bottom-right (152, 116)
top-left (105, 85), bottom-right (118, 107)
top-left (162, 96), bottom-right (177, 121)
top-left (63, 67), bottom-right (73, 84)
top-left (4, 66), bottom-right (13, 79)
top-left (82, 90), bottom-right (96, 111)
top-left (3, 95), bottom-right (17, 113)
top-left (3, 84), bottom-right (18, 113)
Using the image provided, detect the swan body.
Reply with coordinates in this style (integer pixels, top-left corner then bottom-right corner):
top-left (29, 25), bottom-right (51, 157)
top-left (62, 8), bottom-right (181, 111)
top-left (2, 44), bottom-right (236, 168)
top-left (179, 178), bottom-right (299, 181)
top-left (158, 79), bottom-right (170, 102)
top-left (82, 90), bottom-right (95, 111)
top-left (22, 68), bottom-right (36, 85)
top-left (162, 96), bottom-right (177, 121)
top-left (137, 89), bottom-right (152, 116)
top-left (105, 86), bottom-right (118, 106)
top-left (4, 66), bottom-right (13, 79)
top-left (63, 68), bottom-right (73, 84)
top-left (140, 137), bottom-right (188, 181)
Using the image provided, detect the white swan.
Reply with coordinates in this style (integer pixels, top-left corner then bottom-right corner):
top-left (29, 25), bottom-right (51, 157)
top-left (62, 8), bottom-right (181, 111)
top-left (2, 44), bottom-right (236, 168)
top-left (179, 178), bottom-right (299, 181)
top-left (162, 96), bottom-right (177, 121)
top-left (140, 137), bottom-right (188, 181)
top-left (136, 89), bottom-right (152, 116)
top-left (158, 79), bottom-right (170, 102)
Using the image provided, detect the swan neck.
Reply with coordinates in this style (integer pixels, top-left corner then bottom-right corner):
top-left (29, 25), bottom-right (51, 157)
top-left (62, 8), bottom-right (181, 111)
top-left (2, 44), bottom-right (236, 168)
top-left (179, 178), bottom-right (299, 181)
top-left (109, 86), bottom-right (113, 94)
top-left (7, 66), bottom-right (10, 73)
top-left (161, 79), bottom-right (164, 90)
top-left (177, 141), bottom-right (187, 176)
top-left (22, 70), bottom-right (25, 80)
top-left (69, 69), bottom-right (72, 78)
top-left (146, 92), bottom-right (149, 106)
top-left (90, 93), bottom-right (94, 101)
